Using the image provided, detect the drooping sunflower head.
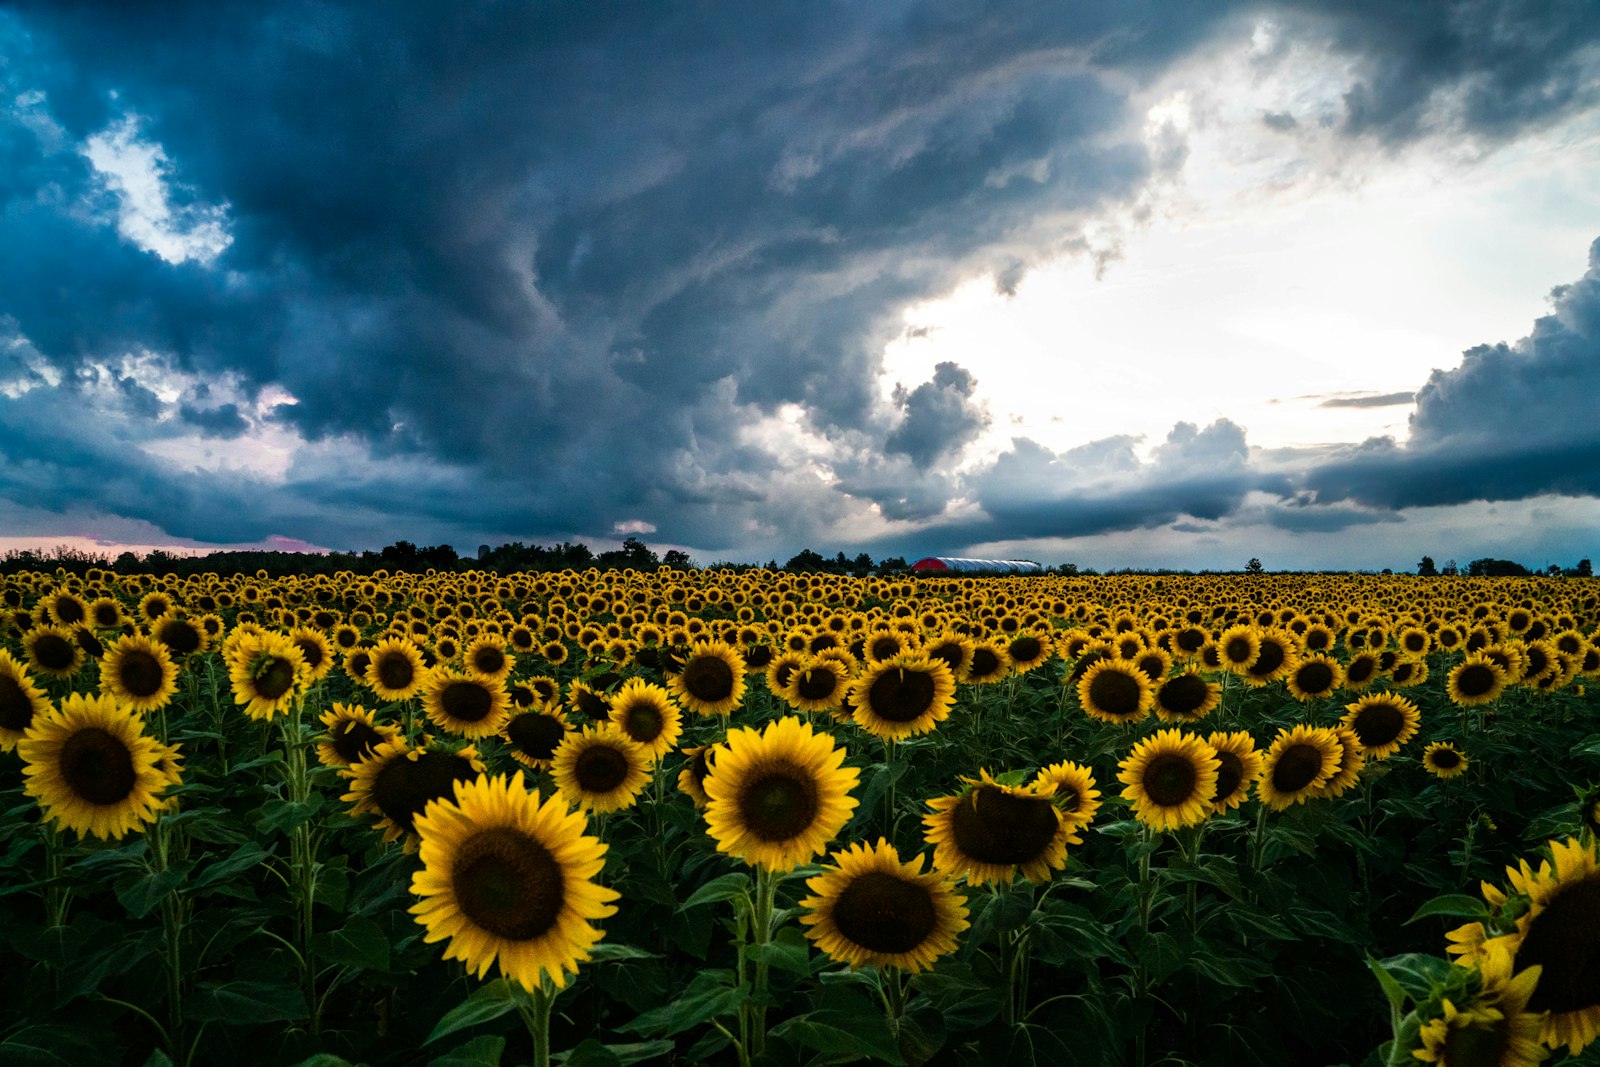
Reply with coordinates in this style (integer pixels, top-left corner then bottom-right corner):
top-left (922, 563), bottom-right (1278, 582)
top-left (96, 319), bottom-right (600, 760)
top-left (1340, 693), bottom-right (1421, 760)
top-left (409, 771), bottom-right (620, 992)
top-left (670, 640), bottom-right (748, 716)
top-left (677, 742), bottom-right (725, 808)
top-left (1257, 724), bottom-right (1341, 811)
top-left (551, 723), bottom-right (653, 814)
top-left (1205, 731), bottom-right (1263, 814)
top-left (342, 739), bottom-right (486, 848)
top-left (0, 649), bottom-right (49, 752)
top-left (100, 633), bottom-right (180, 715)
top-left (226, 630), bottom-right (309, 721)
top-left (1076, 659), bottom-right (1155, 725)
top-left (703, 715), bottom-right (860, 872)
top-left (1153, 670), bottom-right (1221, 724)
top-left (1118, 729), bottom-right (1220, 832)
top-left (1423, 741), bottom-right (1469, 780)
top-left (1032, 760), bottom-right (1102, 832)
top-left (800, 838), bottom-right (970, 973)
top-left (1409, 939), bottom-right (1545, 1067)
top-left (1312, 726), bottom-right (1366, 799)
top-left (1502, 837), bottom-right (1600, 1053)
top-left (316, 702), bottom-right (400, 768)
top-left (851, 656), bottom-right (957, 741)
top-left (923, 771), bottom-right (1071, 886)
top-left (19, 693), bottom-right (172, 840)
top-left (607, 677), bottom-right (683, 758)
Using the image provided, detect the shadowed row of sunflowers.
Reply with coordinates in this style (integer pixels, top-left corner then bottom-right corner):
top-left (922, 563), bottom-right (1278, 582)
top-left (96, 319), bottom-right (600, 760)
top-left (1, 567), bottom-right (1597, 1066)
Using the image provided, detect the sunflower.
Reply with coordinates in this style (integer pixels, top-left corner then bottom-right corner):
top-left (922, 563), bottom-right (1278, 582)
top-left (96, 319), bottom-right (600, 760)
top-left (152, 613), bottom-right (208, 657)
top-left (99, 633), bottom-right (180, 714)
top-left (227, 630), bottom-right (308, 721)
top-left (1340, 693), bottom-right (1421, 760)
top-left (1257, 725), bottom-right (1341, 811)
top-left (960, 639), bottom-right (1011, 685)
top-left (921, 632), bottom-right (974, 678)
top-left (607, 678), bottom-right (682, 759)
top-left (409, 771), bottom-right (620, 991)
top-left (1448, 654), bottom-right (1510, 708)
top-left (1153, 670), bottom-right (1222, 723)
top-left (669, 640), bottom-right (747, 716)
top-left (288, 626), bottom-right (335, 684)
top-left (1343, 650), bottom-right (1381, 691)
top-left (703, 715), bottom-right (860, 871)
top-left (316, 703), bottom-right (401, 767)
top-left (1119, 729), bottom-right (1220, 832)
top-left (420, 668), bottom-right (511, 740)
top-left (1240, 629), bottom-right (1296, 687)
top-left (44, 590), bottom-right (89, 628)
top-left (1312, 726), bottom-right (1366, 799)
top-left (87, 596), bottom-right (126, 630)
top-left (923, 771), bottom-right (1071, 885)
top-left (851, 656), bottom-right (956, 741)
top-left (366, 637), bottom-right (427, 702)
top-left (1285, 654), bottom-right (1344, 702)
top-left (1006, 632), bottom-right (1053, 674)
top-left (677, 743), bottom-right (722, 808)
top-left (1410, 940), bottom-right (1546, 1067)
top-left (0, 649), bottom-right (50, 752)
top-left (23, 625), bottom-right (86, 679)
top-left (341, 739), bottom-right (486, 847)
top-left (551, 724), bottom-right (652, 814)
top-left (1494, 837), bottom-right (1600, 1052)
top-left (1423, 742), bottom-right (1469, 780)
top-left (1216, 625), bottom-right (1260, 674)
top-left (1076, 659), bottom-right (1155, 725)
top-left (462, 635), bottom-right (514, 684)
top-left (1032, 760), bottom-right (1102, 832)
top-left (765, 650), bottom-right (809, 696)
top-left (19, 693), bottom-right (172, 840)
top-left (540, 639), bottom-right (570, 666)
top-left (502, 708), bottom-right (571, 771)
top-left (800, 838), bottom-right (969, 973)
top-left (781, 657), bottom-right (854, 715)
top-left (1389, 658), bottom-right (1428, 688)
top-left (1205, 731), bottom-right (1263, 814)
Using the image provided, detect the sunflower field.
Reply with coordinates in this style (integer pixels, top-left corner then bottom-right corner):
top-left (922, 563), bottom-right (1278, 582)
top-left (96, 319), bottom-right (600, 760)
top-left (2, 567), bottom-right (1599, 1067)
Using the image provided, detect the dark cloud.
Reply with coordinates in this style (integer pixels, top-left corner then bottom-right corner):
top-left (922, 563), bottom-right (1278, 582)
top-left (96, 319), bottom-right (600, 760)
top-left (1, 2), bottom-right (1598, 557)
top-left (1315, 391), bottom-right (1415, 408)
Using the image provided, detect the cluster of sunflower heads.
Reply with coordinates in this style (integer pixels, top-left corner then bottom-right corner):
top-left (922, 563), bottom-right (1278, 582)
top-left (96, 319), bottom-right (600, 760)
top-left (1371, 942), bottom-right (1547, 1067)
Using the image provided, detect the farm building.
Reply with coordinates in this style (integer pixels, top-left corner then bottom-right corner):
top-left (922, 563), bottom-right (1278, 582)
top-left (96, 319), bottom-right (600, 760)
top-left (910, 557), bottom-right (1043, 574)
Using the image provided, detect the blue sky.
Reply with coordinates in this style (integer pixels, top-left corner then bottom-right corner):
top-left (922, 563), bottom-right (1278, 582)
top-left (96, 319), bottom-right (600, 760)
top-left (2, 1), bottom-right (1599, 570)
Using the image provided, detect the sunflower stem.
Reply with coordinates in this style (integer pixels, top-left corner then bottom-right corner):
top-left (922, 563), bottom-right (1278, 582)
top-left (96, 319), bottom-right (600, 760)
top-left (882, 738), bottom-right (898, 842)
top-left (517, 976), bottom-right (557, 1067)
top-left (749, 866), bottom-right (780, 1059)
top-left (42, 819), bottom-right (69, 930)
top-left (280, 699), bottom-right (320, 1037)
top-left (153, 811), bottom-right (190, 1066)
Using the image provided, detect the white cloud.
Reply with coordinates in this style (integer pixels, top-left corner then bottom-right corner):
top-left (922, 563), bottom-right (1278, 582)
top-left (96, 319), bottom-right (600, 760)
top-left (82, 115), bottom-right (232, 265)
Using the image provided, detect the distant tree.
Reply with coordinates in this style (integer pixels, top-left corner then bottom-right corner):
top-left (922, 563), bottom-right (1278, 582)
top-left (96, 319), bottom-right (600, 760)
top-left (1057, 562), bottom-right (1080, 576)
top-left (1417, 555), bottom-right (1438, 577)
top-left (1465, 558), bottom-right (1532, 577)
top-left (851, 552), bottom-right (874, 575)
top-left (1442, 559), bottom-right (1459, 576)
top-left (1578, 558), bottom-right (1594, 578)
top-left (784, 549), bottom-right (828, 572)
top-left (1245, 558), bottom-right (1264, 574)
top-left (876, 556), bottom-right (908, 574)
top-left (662, 549), bottom-right (693, 569)
top-left (598, 536), bottom-right (658, 570)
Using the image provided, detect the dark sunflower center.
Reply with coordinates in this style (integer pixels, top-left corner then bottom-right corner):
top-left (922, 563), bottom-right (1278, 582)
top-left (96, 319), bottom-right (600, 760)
top-left (0, 675), bottom-right (36, 732)
top-left (870, 637), bottom-right (902, 660)
top-left (1352, 704), bottom-right (1404, 747)
top-left (950, 786), bottom-right (1059, 865)
top-left (1430, 749), bottom-right (1462, 770)
top-left (53, 597), bottom-right (85, 625)
top-left (745, 645), bottom-right (774, 669)
top-left (1457, 664), bottom-right (1497, 697)
top-left (1404, 634), bottom-right (1426, 652)
top-left (1056, 785), bottom-right (1081, 812)
top-left (1271, 744), bottom-right (1325, 794)
top-left (867, 668), bottom-right (936, 723)
top-left (1441, 1022), bottom-right (1510, 1067)
top-left (1158, 674), bottom-right (1209, 716)
top-left (94, 605), bottom-right (121, 627)
top-left (33, 634), bottom-right (76, 672)
top-left (451, 827), bottom-right (565, 941)
top-left (682, 656), bottom-right (735, 702)
top-left (968, 648), bottom-right (1001, 679)
top-left (472, 647), bottom-right (507, 675)
top-left (1247, 641), bottom-right (1286, 677)
top-left (1176, 628), bottom-right (1207, 652)
top-left (1007, 636), bottom-right (1041, 664)
top-left (376, 653), bottom-right (415, 691)
top-left (372, 751), bottom-right (478, 833)
top-left (574, 689), bottom-right (608, 718)
top-left (773, 663), bottom-right (798, 690)
top-left (1515, 877), bottom-right (1600, 1015)
top-left (1224, 637), bottom-right (1254, 665)
top-left (1142, 753), bottom-right (1200, 808)
top-left (736, 765), bottom-right (820, 841)
top-left (574, 744), bottom-right (631, 794)
top-left (1295, 660), bottom-right (1334, 693)
top-left (506, 714), bottom-right (566, 760)
top-left (831, 871), bottom-right (937, 955)
top-left (294, 638), bottom-right (325, 671)
top-left (1346, 657), bottom-right (1375, 684)
top-left (796, 669), bottom-right (838, 702)
top-left (1213, 750), bottom-right (1244, 803)
top-left (620, 701), bottom-right (664, 742)
top-left (162, 622), bottom-right (202, 655)
top-left (927, 642), bottom-right (964, 672)
top-left (330, 719), bottom-right (385, 763)
top-left (441, 681), bottom-right (494, 722)
top-left (117, 650), bottom-right (166, 698)
top-left (59, 727), bottom-right (137, 805)
top-left (1087, 669), bottom-right (1143, 717)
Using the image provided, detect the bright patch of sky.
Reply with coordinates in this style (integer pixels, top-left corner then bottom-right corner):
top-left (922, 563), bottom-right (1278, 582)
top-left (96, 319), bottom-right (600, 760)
top-left (880, 18), bottom-right (1600, 464)
top-left (81, 113), bottom-right (232, 265)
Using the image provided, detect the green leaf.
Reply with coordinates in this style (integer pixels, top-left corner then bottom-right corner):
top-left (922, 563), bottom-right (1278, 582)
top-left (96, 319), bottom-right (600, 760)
top-left (189, 979), bottom-right (309, 1024)
top-left (0, 1024), bottom-right (114, 1066)
top-left (588, 942), bottom-right (657, 962)
top-left (424, 980), bottom-right (520, 1045)
top-left (1366, 953), bottom-right (1408, 1012)
top-left (427, 1035), bottom-right (506, 1067)
top-left (553, 1041), bottom-right (622, 1067)
top-left (114, 865), bottom-right (188, 919)
top-left (142, 1052), bottom-right (176, 1067)
top-left (252, 793), bottom-right (325, 835)
top-left (1376, 953), bottom-right (1459, 1000)
top-left (746, 927), bottom-right (813, 975)
top-left (620, 970), bottom-right (748, 1037)
top-left (191, 842), bottom-right (272, 892)
top-left (678, 872), bottom-right (751, 911)
top-left (1405, 894), bottom-right (1490, 924)
top-left (310, 914), bottom-right (391, 972)
top-left (770, 1014), bottom-right (907, 1065)
top-left (290, 1057), bottom-right (355, 1067)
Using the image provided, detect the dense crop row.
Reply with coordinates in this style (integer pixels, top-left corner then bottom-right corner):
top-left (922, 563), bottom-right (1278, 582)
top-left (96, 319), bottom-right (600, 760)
top-left (2, 567), bottom-right (1598, 1067)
